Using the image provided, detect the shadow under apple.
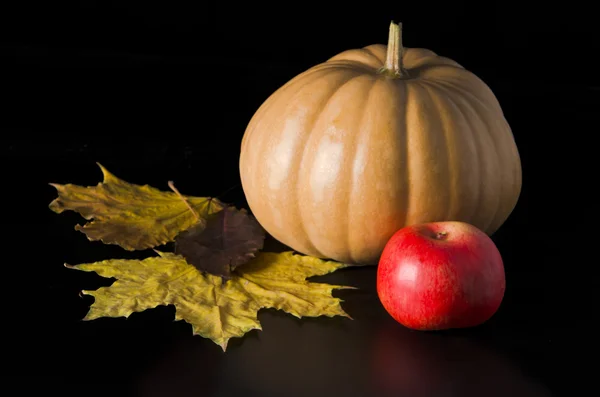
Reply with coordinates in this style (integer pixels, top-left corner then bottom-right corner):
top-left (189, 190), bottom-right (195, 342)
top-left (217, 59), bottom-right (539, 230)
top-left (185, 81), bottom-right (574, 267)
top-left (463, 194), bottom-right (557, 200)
top-left (370, 323), bottom-right (554, 397)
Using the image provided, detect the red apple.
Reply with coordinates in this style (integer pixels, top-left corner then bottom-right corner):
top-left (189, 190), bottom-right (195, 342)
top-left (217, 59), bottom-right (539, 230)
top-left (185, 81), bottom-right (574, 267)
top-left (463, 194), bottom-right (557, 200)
top-left (376, 221), bottom-right (505, 330)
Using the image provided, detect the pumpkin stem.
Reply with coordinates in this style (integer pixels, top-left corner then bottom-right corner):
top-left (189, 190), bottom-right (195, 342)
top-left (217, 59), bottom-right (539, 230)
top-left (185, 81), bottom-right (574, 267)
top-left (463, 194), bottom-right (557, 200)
top-left (379, 21), bottom-right (409, 78)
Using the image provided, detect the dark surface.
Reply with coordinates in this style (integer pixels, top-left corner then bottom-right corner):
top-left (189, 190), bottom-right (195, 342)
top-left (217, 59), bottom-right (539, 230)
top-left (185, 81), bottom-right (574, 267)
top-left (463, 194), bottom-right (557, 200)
top-left (1, 3), bottom-right (596, 397)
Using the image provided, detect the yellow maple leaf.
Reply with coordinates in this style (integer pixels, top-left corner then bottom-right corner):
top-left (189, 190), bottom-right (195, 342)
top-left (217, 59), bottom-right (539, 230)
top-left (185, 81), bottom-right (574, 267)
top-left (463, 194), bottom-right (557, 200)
top-left (49, 163), bottom-right (224, 250)
top-left (66, 251), bottom-right (354, 351)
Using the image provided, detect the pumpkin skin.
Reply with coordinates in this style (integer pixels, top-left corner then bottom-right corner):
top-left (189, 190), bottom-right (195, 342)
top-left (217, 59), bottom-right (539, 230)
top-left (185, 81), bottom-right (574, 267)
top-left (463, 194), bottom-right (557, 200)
top-left (239, 43), bottom-right (522, 266)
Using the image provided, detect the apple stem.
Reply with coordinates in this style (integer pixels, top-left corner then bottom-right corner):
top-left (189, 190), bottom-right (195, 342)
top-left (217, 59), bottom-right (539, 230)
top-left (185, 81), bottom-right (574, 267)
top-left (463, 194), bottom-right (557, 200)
top-left (436, 232), bottom-right (448, 240)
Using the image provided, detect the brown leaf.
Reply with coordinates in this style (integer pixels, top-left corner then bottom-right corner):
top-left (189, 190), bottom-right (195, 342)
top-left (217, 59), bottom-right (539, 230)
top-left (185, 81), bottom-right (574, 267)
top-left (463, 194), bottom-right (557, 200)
top-left (174, 206), bottom-right (266, 278)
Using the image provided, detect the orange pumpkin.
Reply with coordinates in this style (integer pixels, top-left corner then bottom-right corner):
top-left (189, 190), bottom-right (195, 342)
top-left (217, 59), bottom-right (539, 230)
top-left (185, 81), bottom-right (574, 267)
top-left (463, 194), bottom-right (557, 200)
top-left (239, 22), bottom-right (522, 265)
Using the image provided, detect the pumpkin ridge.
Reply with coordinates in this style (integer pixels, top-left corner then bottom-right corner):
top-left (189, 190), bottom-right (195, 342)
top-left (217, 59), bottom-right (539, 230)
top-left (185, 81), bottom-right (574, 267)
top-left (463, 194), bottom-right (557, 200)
top-left (362, 45), bottom-right (386, 63)
top-left (423, 80), bottom-right (483, 227)
top-left (437, 80), bottom-right (504, 233)
top-left (475, 103), bottom-right (520, 233)
top-left (505, 120), bottom-right (522, 215)
top-left (429, 68), bottom-right (503, 115)
top-left (480, 122), bottom-right (513, 234)
top-left (345, 77), bottom-right (378, 264)
top-left (481, 130), bottom-right (505, 234)
top-left (400, 79), bottom-right (411, 232)
top-left (378, 78), bottom-right (411, 259)
top-left (279, 65), bottom-right (348, 91)
top-left (404, 82), bottom-right (419, 226)
top-left (320, 61), bottom-right (378, 74)
top-left (326, 48), bottom-right (382, 69)
top-left (419, 81), bottom-right (455, 223)
top-left (446, 80), bottom-right (513, 233)
top-left (402, 48), bottom-right (441, 70)
top-left (431, 76), bottom-right (498, 116)
top-left (240, 68), bottom-right (352, 254)
top-left (295, 73), bottom-right (363, 258)
top-left (405, 82), bottom-right (451, 225)
top-left (241, 67), bottom-right (340, 155)
top-left (422, 80), bottom-right (482, 225)
top-left (325, 45), bottom-right (387, 69)
top-left (240, 68), bottom-right (340, 200)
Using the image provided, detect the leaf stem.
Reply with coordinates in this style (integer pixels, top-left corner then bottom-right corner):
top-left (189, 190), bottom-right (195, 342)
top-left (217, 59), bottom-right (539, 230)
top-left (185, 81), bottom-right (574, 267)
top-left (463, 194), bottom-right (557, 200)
top-left (168, 181), bottom-right (200, 222)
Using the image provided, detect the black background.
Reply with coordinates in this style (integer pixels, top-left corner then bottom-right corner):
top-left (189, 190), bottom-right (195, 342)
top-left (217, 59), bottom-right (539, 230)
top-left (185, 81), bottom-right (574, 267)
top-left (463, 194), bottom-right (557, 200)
top-left (1, 2), bottom-right (597, 396)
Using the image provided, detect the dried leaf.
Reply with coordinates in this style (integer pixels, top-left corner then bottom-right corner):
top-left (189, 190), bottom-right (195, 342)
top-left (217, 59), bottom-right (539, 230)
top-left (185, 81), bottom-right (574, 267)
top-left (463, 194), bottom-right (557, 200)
top-left (174, 206), bottom-right (266, 279)
top-left (49, 163), bottom-right (224, 250)
top-left (67, 251), bottom-right (354, 351)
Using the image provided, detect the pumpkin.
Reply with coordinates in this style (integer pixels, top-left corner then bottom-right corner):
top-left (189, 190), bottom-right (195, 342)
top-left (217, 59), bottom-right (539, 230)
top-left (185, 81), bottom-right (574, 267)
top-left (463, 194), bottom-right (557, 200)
top-left (239, 22), bottom-right (522, 265)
